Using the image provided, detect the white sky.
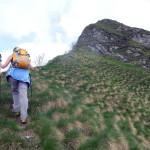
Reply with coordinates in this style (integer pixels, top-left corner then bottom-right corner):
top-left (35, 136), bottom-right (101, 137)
top-left (0, 0), bottom-right (150, 67)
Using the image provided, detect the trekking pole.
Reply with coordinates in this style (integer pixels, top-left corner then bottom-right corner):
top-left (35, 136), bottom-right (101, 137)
top-left (0, 54), bottom-right (2, 101)
top-left (29, 73), bottom-right (32, 98)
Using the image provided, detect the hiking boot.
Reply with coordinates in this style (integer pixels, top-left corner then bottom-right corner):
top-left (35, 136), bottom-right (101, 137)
top-left (15, 112), bottom-right (20, 118)
top-left (13, 112), bottom-right (20, 118)
top-left (20, 120), bottom-right (27, 126)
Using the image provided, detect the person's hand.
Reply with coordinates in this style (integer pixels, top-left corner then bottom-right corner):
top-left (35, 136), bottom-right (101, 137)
top-left (28, 65), bottom-right (34, 70)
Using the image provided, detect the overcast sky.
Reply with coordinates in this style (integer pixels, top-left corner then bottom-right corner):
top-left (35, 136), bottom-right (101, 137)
top-left (0, 0), bottom-right (150, 66)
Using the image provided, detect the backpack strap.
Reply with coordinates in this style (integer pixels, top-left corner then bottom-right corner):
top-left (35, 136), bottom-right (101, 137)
top-left (13, 47), bottom-right (20, 52)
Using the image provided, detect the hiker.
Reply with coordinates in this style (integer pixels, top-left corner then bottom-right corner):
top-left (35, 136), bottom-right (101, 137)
top-left (0, 47), bottom-right (34, 125)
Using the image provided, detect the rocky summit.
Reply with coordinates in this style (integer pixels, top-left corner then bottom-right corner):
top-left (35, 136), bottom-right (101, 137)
top-left (74, 19), bottom-right (150, 69)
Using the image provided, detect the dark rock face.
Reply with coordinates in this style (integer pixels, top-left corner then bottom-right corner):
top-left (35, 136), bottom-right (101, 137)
top-left (74, 19), bottom-right (150, 69)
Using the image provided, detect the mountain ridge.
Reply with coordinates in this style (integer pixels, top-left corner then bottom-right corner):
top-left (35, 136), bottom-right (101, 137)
top-left (74, 19), bottom-right (150, 69)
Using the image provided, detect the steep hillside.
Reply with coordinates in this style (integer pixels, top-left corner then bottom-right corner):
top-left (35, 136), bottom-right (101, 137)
top-left (75, 19), bottom-right (150, 69)
top-left (0, 49), bottom-right (150, 149)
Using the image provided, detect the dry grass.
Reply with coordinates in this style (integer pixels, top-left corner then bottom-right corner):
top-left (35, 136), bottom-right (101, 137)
top-left (40, 99), bottom-right (69, 112)
top-left (108, 137), bottom-right (129, 150)
top-left (52, 112), bottom-right (69, 122)
top-left (73, 107), bottom-right (83, 117)
top-left (128, 117), bottom-right (137, 135)
top-left (35, 82), bottom-right (49, 91)
top-left (137, 135), bottom-right (150, 148)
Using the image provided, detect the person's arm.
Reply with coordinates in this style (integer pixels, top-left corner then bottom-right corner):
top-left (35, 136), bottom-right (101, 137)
top-left (0, 54), bottom-right (13, 69)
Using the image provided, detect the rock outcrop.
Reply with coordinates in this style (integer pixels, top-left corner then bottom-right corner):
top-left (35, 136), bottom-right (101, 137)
top-left (74, 19), bottom-right (150, 69)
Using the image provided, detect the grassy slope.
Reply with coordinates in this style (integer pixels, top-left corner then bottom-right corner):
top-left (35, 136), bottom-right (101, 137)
top-left (0, 49), bottom-right (150, 150)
